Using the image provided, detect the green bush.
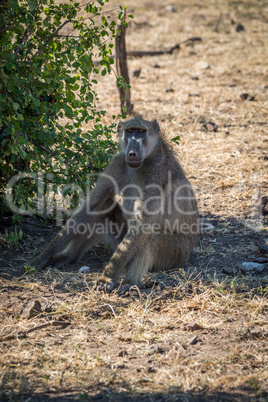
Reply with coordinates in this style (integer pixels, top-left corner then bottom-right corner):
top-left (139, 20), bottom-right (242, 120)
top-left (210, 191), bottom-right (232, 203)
top-left (0, 0), bottom-right (130, 219)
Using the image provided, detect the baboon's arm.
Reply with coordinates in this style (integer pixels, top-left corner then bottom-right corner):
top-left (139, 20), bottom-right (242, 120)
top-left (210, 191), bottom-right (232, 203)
top-left (97, 197), bottom-right (148, 289)
top-left (28, 153), bottom-right (126, 269)
top-left (74, 152), bottom-right (126, 222)
top-left (98, 229), bottom-right (149, 289)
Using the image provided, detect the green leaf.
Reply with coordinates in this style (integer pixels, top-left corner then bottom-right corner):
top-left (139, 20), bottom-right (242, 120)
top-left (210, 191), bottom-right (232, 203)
top-left (171, 135), bottom-right (181, 145)
top-left (29, 1), bottom-right (37, 11)
top-left (0, 0), bottom-right (118, 225)
top-left (32, 97), bottom-right (41, 107)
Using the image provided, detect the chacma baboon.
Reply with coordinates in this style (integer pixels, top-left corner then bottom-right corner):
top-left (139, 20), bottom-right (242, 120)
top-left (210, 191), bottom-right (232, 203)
top-left (27, 115), bottom-right (199, 292)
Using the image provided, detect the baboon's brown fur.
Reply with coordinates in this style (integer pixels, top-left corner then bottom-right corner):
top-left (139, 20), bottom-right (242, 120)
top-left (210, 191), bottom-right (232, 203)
top-left (28, 116), bottom-right (199, 292)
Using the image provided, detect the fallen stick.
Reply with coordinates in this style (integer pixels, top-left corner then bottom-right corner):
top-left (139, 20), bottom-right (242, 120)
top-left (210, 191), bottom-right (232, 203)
top-left (93, 37), bottom-right (202, 65)
top-left (127, 37), bottom-right (202, 57)
top-left (0, 320), bottom-right (71, 341)
top-left (127, 43), bottom-right (180, 58)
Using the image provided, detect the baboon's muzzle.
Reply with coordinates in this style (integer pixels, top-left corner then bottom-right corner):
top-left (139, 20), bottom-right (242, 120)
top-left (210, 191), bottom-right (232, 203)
top-left (126, 140), bottom-right (143, 169)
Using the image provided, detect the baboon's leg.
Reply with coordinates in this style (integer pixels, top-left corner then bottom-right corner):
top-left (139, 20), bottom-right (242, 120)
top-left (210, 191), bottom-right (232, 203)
top-left (28, 198), bottom-right (125, 269)
top-left (28, 225), bottom-right (78, 269)
top-left (117, 244), bottom-right (154, 293)
top-left (50, 203), bottom-right (127, 267)
top-left (51, 233), bottom-right (102, 267)
top-left (117, 235), bottom-right (194, 293)
top-left (152, 235), bottom-right (193, 270)
top-left (96, 231), bottom-right (149, 291)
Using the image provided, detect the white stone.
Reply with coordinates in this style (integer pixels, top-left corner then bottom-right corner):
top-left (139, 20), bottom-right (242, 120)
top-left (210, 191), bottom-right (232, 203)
top-left (201, 222), bottom-right (216, 234)
top-left (241, 262), bottom-right (264, 273)
top-left (196, 61), bottom-right (211, 71)
top-left (165, 5), bottom-right (176, 12)
top-left (79, 266), bottom-right (91, 273)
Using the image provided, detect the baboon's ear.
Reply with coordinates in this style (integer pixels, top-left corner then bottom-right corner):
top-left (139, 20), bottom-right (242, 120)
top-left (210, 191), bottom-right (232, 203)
top-left (117, 120), bottom-right (123, 134)
top-left (151, 119), bottom-right (160, 133)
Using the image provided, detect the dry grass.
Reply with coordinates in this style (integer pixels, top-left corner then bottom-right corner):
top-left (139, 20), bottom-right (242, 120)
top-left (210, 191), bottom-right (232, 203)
top-left (0, 269), bottom-right (267, 401)
top-left (1, 0), bottom-right (268, 400)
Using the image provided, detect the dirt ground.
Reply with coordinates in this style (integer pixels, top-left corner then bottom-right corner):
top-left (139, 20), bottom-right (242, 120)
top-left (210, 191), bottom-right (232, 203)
top-left (0, 0), bottom-right (268, 400)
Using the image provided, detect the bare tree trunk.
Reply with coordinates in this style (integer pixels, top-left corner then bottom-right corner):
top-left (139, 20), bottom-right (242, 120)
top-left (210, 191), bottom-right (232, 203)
top-left (115, 9), bottom-right (133, 115)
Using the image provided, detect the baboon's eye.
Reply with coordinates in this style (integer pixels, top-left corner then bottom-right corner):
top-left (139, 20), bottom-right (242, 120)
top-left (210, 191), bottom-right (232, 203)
top-left (139, 129), bottom-right (145, 133)
top-left (126, 129), bottom-right (132, 133)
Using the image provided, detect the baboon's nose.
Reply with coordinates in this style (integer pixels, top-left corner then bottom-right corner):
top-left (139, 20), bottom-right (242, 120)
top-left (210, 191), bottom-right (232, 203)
top-left (128, 151), bottom-right (137, 159)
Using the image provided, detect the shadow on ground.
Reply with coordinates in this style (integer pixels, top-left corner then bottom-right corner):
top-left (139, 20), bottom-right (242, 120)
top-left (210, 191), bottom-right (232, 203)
top-left (4, 389), bottom-right (268, 402)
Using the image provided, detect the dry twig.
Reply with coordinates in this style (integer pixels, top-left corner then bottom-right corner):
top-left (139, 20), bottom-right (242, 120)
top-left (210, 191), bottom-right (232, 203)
top-left (0, 320), bottom-right (71, 342)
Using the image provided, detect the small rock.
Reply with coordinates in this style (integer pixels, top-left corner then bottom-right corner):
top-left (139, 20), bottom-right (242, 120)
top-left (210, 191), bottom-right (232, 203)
top-left (240, 93), bottom-right (255, 101)
top-left (21, 300), bottom-right (42, 319)
top-left (79, 266), bottom-right (91, 273)
top-left (197, 116), bottom-right (207, 124)
top-left (152, 63), bottom-right (161, 68)
top-left (165, 5), bottom-right (176, 12)
top-left (202, 121), bottom-right (218, 132)
top-left (147, 366), bottom-right (156, 373)
top-left (166, 88), bottom-right (174, 93)
top-left (196, 61), bottom-right (210, 70)
top-left (147, 345), bottom-right (166, 355)
top-left (43, 302), bottom-right (54, 313)
top-left (156, 346), bottom-right (166, 354)
top-left (144, 319), bottom-right (155, 327)
top-left (130, 68), bottom-right (141, 78)
top-left (188, 335), bottom-right (198, 345)
top-left (222, 267), bottom-right (234, 276)
top-left (259, 243), bottom-right (268, 255)
top-left (201, 222), bottom-right (217, 234)
top-left (181, 322), bottom-right (203, 331)
top-left (118, 350), bottom-right (128, 357)
top-left (236, 23), bottom-right (245, 32)
top-left (190, 76), bottom-right (199, 80)
top-left (241, 262), bottom-right (264, 274)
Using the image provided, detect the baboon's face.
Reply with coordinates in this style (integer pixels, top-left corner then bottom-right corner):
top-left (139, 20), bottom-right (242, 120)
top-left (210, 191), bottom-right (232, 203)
top-left (123, 128), bottom-right (148, 169)
top-left (117, 118), bottom-right (160, 169)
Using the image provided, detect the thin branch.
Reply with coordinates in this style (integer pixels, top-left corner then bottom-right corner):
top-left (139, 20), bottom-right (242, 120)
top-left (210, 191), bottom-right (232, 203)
top-left (14, 0), bottom-right (42, 55)
top-left (57, 34), bottom-right (80, 38)
top-left (31, 139), bottom-right (81, 181)
top-left (0, 320), bottom-right (71, 341)
top-left (25, 20), bottom-right (72, 62)
top-left (0, 20), bottom-right (17, 33)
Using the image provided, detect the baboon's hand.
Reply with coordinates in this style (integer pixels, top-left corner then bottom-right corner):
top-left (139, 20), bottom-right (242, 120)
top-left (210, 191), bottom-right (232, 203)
top-left (93, 276), bottom-right (117, 293)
